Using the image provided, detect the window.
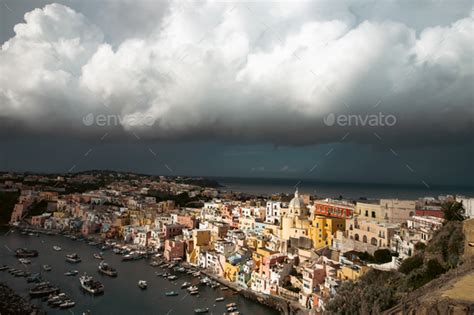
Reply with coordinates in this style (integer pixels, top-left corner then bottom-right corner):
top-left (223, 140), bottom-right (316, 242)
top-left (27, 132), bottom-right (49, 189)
top-left (371, 211), bottom-right (376, 218)
top-left (365, 210), bottom-right (368, 216)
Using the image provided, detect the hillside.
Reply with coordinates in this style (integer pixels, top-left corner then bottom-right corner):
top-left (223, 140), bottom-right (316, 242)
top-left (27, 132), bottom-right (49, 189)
top-left (325, 219), bottom-right (474, 314)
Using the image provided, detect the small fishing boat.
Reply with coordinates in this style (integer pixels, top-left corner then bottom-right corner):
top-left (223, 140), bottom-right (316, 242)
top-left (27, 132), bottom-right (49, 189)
top-left (138, 280), bottom-right (147, 289)
top-left (79, 274), bottom-right (104, 295)
top-left (0, 265), bottom-right (9, 271)
top-left (168, 275), bottom-right (178, 281)
top-left (215, 297), bottom-right (225, 302)
top-left (27, 273), bottom-right (42, 283)
top-left (43, 264), bottom-right (52, 271)
top-left (187, 285), bottom-right (199, 292)
top-left (194, 308), bottom-right (209, 313)
top-left (59, 300), bottom-right (75, 309)
top-left (98, 262), bottom-right (117, 277)
top-left (200, 277), bottom-right (210, 285)
top-left (53, 246), bottom-right (62, 251)
top-left (189, 289), bottom-right (199, 295)
top-left (29, 283), bottom-right (60, 297)
top-left (15, 248), bottom-right (38, 258)
top-left (165, 291), bottom-right (178, 296)
top-left (66, 253), bottom-right (81, 263)
top-left (227, 306), bottom-right (238, 312)
top-left (18, 258), bottom-right (31, 264)
top-left (93, 253), bottom-right (104, 260)
top-left (220, 286), bottom-right (229, 291)
top-left (47, 293), bottom-right (67, 305)
top-left (181, 282), bottom-right (191, 289)
top-left (14, 270), bottom-right (26, 277)
top-left (64, 270), bottom-right (78, 276)
top-left (226, 303), bottom-right (237, 308)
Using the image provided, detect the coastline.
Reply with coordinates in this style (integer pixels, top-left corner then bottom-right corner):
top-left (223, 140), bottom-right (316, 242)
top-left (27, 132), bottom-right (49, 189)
top-left (198, 267), bottom-right (308, 315)
top-left (0, 282), bottom-right (45, 315)
top-left (8, 225), bottom-right (288, 314)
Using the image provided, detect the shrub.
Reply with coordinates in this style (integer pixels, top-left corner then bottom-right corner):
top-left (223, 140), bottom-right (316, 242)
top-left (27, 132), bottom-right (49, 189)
top-left (414, 242), bottom-right (426, 252)
top-left (399, 255), bottom-right (423, 274)
top-left (425, 259), bottom-right (445, 278)
top-left (373, 249), bottom-right (392, 264)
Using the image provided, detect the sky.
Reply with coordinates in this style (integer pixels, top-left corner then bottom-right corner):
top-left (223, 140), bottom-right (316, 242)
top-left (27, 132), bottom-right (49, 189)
top-left (0, 0), bottom-right (473, 187)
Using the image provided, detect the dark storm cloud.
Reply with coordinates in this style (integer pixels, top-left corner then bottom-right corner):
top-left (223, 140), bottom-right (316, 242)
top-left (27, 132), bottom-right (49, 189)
top-left (0, 0), bottom-right (472, 149)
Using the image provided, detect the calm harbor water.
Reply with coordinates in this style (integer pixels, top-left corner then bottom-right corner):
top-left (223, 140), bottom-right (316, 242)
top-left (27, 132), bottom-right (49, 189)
top-left (0, 230), bottom-right (278, 315)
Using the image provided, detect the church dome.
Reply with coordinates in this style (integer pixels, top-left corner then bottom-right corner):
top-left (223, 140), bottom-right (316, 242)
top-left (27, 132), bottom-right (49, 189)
top-left (289, 189), bottom-right (305, 211)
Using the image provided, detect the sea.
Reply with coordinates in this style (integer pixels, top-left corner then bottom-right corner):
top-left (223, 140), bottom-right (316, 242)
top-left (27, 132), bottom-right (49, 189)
top-left (0, 229), bottom-right (278, 315)
top-left (212, 177), bottom-right (474, 200)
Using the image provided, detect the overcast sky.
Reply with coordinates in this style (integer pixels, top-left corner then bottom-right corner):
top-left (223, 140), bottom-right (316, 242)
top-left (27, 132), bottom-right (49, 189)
top-left (0, 0), bottom-right (473, 187)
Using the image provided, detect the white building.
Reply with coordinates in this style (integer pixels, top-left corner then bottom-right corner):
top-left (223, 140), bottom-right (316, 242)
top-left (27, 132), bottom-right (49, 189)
top-left (265, 201), bottom-right (282, 224)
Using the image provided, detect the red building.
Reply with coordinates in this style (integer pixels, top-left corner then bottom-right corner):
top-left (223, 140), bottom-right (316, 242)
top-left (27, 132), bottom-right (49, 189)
top-left (415, 209), bottom-right (444, 218)
top-left (313, 201), bottom-right (355, 218)
top-left (162, 223), bottom-right (183, 239)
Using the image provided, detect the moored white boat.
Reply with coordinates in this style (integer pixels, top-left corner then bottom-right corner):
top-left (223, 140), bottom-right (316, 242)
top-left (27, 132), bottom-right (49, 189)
top-left (138, 280), bottom-right (147, 289)
top-left (66, 253), bottom-right (81, 263)
top-left (79, 274), bottom-right (104, 295)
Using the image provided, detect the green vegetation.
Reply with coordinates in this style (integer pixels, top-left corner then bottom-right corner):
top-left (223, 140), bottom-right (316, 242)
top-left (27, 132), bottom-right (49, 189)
top-left (0, 192), bottom-right (19, 224)
top-left (398, 255), bottom-right (423, 274)
top-left (326, 221), bottom-right (465, 314)
top-left (442, 201), bottom-right (465, 221)
top-left (325, 269), bottom-right (401, 314)
top-left (357, 249), bottom-right (393, 264)
top-left (28, 200), bottom-right (48, 217)
top-left (373, 249), bottom-right (393, 264)
top-left (148, 190), bottom-right (210, 207)
top-left (64, 181), bottom-right (105, 194)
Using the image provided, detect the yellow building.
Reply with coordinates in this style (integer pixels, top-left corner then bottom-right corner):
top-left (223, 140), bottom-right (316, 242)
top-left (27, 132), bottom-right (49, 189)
top-left (309, 215), bottom-right (345, 249)
top-left (356, 202), bottom-right (384, 220)
top-left (53, 211), bottom-right (66, 218)
top-left (188, 230), bottom-right (212, 265)
top-left (336, 264), bottom-right (369, 281)
top-left (223, 262), bottom-right (240, 282)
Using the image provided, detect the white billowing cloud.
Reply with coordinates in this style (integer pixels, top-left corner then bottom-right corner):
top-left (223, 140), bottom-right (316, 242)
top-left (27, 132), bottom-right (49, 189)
top-left (0, 1), bottom-right (473, 145)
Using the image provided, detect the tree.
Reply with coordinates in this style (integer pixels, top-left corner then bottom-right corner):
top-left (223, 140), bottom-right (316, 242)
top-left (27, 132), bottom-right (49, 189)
top-left (414, 242), bottom-right (426, 252)
top-left (442, 201), bottom-right (465, 221)
top-left (373, 249), bottom-right (392, 264)
top-left (399, 255), bottom-right (423, 274)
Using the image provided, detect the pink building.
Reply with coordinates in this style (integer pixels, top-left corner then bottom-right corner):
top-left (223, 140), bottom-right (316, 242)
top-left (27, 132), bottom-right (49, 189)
top-left (164, 239), bottom-right (185, 261)
top-left (260, 254), bottom-right (287, 278)
top-left (177, 215), bottom-right (197, 229)
top-left (31, 215), bottom-right (47, 227)
top-left (10, 203), bottom-right (28, 224)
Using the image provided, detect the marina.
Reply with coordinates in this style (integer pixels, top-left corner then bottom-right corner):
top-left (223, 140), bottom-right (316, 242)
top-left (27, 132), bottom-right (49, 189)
top-left (0, 229), bottom-right (278, 315)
